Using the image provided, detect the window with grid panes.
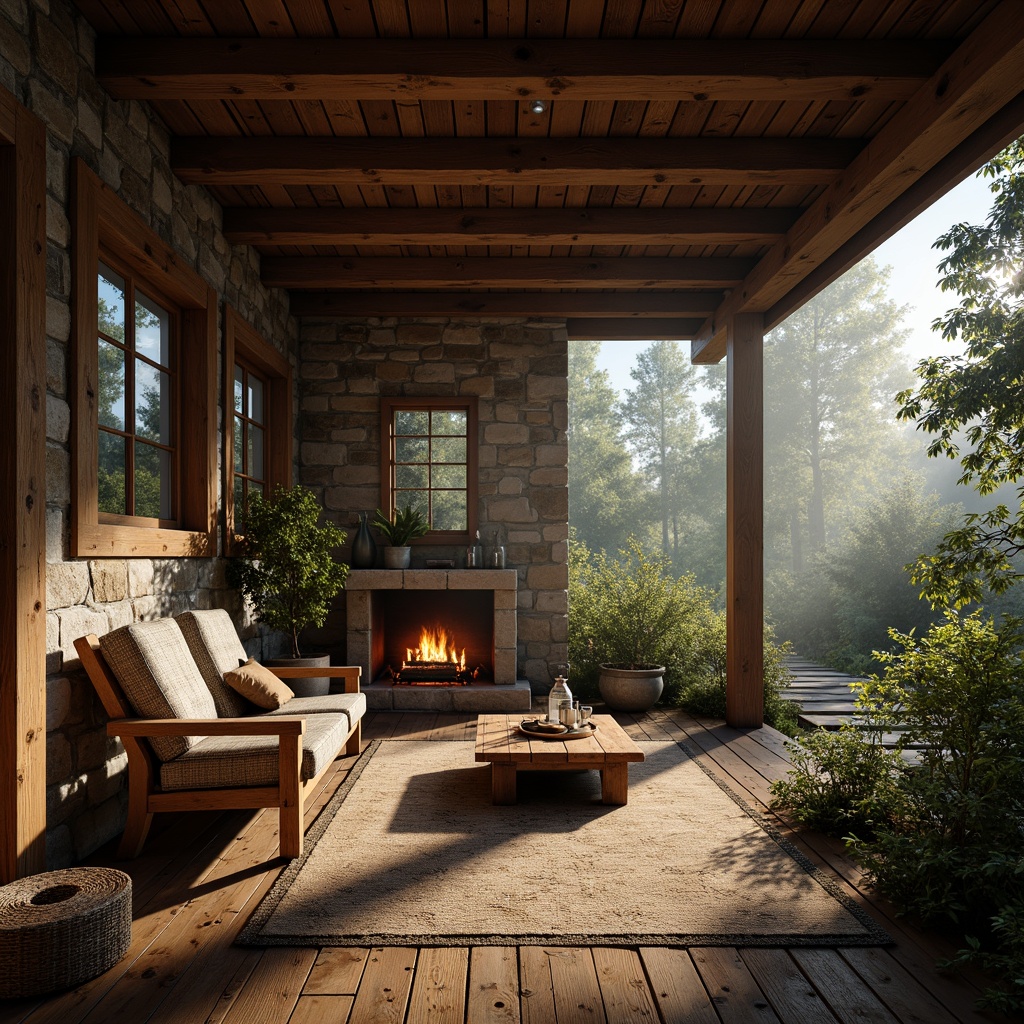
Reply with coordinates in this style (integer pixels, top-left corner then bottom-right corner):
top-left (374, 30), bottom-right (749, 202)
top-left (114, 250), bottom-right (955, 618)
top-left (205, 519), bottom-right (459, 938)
top-left (381, 398), bottom-right (478, 540)
top-left (232, 361), bottom-right (268, 517)
top-left (97, 260), bottom-right (177, 523)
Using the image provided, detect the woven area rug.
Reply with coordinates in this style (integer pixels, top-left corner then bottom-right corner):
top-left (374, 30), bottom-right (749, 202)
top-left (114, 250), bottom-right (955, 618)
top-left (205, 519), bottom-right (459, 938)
top-left (238, 738), bottom-right (890, 948)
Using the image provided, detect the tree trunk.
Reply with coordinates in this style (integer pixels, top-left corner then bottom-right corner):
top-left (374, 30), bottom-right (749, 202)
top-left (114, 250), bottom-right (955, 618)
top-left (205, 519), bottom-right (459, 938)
top-left (790, 509), bottom-right (804, 574)
top-left (806, 306), bottom-right (826, 554)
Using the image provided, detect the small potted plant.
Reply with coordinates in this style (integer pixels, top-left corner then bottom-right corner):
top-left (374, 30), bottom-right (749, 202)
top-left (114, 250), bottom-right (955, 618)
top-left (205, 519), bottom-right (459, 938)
top-left (228, 484), bottom-right (349, 695)
top-left (373, 505), bottom-right (430, 568)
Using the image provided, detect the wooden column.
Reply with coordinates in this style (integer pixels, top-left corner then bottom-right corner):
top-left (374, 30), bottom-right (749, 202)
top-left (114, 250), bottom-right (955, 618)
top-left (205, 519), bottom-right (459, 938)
top-left (0, 90), bottom-right (48, 881)
top-left (725, 313), bottom-right (764, 728)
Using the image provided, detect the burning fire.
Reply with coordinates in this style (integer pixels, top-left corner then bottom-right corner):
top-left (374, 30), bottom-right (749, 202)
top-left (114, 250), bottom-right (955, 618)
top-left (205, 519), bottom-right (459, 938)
top-left (405, 625), bottom-right (466, 671)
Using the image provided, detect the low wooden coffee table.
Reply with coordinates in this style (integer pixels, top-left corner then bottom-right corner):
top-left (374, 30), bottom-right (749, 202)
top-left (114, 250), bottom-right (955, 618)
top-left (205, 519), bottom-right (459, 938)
top-left (475, 713), bottom-right (645, 805)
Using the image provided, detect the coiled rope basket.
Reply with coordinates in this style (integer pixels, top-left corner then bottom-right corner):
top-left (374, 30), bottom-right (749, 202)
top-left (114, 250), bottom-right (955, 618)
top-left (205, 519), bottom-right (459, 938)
top-left (0, 867), bottom-right (132, 999)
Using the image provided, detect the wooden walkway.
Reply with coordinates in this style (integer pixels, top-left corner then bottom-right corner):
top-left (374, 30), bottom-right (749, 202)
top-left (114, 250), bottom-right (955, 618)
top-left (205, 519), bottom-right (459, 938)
top-left (0, 707), bottom-right (1009, 1024)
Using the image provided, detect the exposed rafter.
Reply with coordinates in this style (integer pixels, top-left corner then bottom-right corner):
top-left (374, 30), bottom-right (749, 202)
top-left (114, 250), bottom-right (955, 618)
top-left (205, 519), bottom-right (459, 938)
top-left (566, 319), bottom-right (702, 340)
top-left (289, 291), bottom-right (723, 318)
top-left (97, 37), bottom-right (949, 103)
top-left (223, 206), bottom-right (799, 248)
top-left (261, 256), bottom-right (752, 289)
top-left (692, 2), bottom-right (1024, 363)
top-left (172, 137), bottom-right (860, 188)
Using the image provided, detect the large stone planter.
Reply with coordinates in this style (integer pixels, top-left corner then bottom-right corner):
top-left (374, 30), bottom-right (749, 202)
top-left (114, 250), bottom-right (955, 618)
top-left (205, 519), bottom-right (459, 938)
top-left (598, 664), bottom-right (665, 712)
top-left (264, 654), bottom-right (331, 697)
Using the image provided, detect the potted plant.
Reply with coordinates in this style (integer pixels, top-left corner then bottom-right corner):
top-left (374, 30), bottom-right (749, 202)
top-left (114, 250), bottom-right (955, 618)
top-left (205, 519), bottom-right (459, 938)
top-left (569, 539), bottom-right (696, 712)
top-left (373, 505), bottom-right (430, 568)
top-left (229, 484), bottom-right (348, 696)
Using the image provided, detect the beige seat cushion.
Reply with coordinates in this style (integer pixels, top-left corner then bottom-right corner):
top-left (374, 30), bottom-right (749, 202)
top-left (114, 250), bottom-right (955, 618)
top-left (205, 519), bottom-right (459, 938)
top-left (263, 692), bottom-right (366, 733)
top-left (100, 619), bottom-right (217, 762)
top-left (225, 658), bottom-right (294, 710)
top-left (176, 609), bottom-right (251, 718)
top-left (159, 713), bottom-right (350, 792)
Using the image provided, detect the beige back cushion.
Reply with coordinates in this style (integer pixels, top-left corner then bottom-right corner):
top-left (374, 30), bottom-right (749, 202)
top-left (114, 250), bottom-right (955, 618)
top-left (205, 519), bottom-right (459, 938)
top-left (176, 610), bottom-right (251, 718)
top-left (100, 619), bottom-right (217, 762)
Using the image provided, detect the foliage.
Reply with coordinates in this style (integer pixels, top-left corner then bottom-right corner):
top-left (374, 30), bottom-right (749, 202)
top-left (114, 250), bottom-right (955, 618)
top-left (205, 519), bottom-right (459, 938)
top-left (769, 727), bottom-right (905, 838)
top-left (373, 504), bottom-right (430, 546)
top-left (768, 481), bottom-right (962, 673)
top-left (850, 614), bottom-right (1024, 930)
top-left (567, 342), bottom-right (648, 556)
top-left (945, 894), bottom-right (1024, 1014)
top-left (229, 485), bottom-right (349, 658)
top-left (896, 139), bottom-right (1024, 608)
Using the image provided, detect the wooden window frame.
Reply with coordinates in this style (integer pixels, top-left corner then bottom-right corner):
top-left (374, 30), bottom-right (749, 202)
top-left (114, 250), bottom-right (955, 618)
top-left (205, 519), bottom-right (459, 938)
top-left (72, 159), bottom-right (216, 558)
top-left (380, 397), bottom-right (478, 544)
top-left (223, 305), bottom-right (292, 553)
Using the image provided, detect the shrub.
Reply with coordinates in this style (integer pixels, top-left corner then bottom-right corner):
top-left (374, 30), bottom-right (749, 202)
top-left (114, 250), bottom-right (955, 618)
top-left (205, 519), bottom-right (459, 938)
top-left (769, 726), bottom-right (905, 838)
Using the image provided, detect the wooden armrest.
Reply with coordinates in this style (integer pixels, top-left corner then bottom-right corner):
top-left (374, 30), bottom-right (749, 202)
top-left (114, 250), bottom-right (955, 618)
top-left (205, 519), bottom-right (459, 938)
top-left (108, 716), bottom-right (306, 738)
top-left (268, 665), bottom-right (362, 694)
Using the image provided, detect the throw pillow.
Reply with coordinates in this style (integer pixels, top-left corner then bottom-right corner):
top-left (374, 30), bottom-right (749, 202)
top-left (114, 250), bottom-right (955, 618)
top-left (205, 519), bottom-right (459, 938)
top-left (223, 658), bottom-right (294, 710)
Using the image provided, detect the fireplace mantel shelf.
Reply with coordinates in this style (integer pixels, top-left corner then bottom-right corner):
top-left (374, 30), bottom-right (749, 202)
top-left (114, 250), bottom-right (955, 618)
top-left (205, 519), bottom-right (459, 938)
top-left (346, 569), bottom-right (517, 591)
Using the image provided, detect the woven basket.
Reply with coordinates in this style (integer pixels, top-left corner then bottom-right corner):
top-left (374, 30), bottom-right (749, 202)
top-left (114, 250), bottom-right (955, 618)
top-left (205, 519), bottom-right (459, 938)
top-left (0, 867), bottom-right (132, 999)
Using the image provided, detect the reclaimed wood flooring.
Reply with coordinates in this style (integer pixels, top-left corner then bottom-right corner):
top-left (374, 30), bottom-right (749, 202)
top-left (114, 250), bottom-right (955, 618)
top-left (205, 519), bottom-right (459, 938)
top-left (0, 707), bottom-right (1010, 1024)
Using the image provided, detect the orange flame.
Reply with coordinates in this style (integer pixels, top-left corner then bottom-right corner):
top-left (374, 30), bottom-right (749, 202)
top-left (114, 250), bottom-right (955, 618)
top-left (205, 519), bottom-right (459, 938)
top-left (405, 625), bottom-right (466, 670)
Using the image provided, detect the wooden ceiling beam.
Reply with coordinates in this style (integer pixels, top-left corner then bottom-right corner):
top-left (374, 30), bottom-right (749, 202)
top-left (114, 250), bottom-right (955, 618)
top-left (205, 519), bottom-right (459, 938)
top-left (289, 291), bottom-right (724, 318)
top-left (262, 256), bottom-right (752, 289)
top-left (692, 2), bottom-right (1024, 364)
top-left (567, 319), bottom-right (703, 340)
top-left (172, 137), bottom-right (860, 188)
top-left (97, 38), bottom-right (948, 103)
top-left (224, 206), bottom-right (800, 247)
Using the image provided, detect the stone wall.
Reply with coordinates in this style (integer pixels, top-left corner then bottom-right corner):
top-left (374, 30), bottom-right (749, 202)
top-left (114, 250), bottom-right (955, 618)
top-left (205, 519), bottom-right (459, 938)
top-left (298, 317), bottom-right (569, 690)
top-left (2, 0), bottom-right (298, 866)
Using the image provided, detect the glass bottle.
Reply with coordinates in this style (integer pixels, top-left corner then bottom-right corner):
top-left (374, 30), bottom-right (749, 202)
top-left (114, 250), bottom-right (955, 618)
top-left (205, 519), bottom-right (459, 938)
top-left (547, 674), bottom-right (572, 724)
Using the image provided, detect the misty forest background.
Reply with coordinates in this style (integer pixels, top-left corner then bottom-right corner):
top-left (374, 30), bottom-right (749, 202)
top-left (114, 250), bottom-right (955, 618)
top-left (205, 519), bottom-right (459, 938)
top-left (567, 256), bottom-right (1023, 675)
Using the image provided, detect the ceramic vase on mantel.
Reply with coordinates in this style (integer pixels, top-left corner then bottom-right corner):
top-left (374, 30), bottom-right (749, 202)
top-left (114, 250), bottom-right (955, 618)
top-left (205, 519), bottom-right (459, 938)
top-left (350, 511), bottom-right (377, 569)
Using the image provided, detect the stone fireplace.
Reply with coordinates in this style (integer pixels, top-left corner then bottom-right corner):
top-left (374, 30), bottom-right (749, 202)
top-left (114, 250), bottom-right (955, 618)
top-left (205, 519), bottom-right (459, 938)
top-left (346, 569), bottom-right (532, 711)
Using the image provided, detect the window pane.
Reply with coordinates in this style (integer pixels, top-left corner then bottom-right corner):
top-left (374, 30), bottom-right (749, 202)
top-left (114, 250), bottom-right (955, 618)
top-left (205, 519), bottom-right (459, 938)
top-left (97, 339), bottom-right (125, 430)
top-left (250, 480), bottom-right (263, 498)
top-left (433, 464), bottom-right (467, 489)
top-left (432, 437), bottom-right (467, 464)
top-left (249, 375), bottom-right (264, 424)
top-left (135, 361), bottom-right (171, 444)
top-left (135, 292), bottom-right (171, 367)
top-left (395, 410), bottom-right (428, 435)
top-left (135, 442), bottom-right (173, 520)
top-left (395, 491), bottom-right (429, 519)
top-left (234, 366), bottom-right (244, 414)
top-left (234, 475), bottom-right (244, 519)
top-left (97, 431), bottom-right (126, 515)
top-left (249, 424), bottom-right (264, 482)
top-left (396, 464), bottom-right (428, 489)
top-left (431, 410), bottom-right (467, 436)
top-left (432, 491), bottom-right (467, 531)
top-left (396, 436), bottom-right (429, 463)
top-left (234, 415), bottom-right (244, 473)
top-left (98, 265), bottom-right (125, 343)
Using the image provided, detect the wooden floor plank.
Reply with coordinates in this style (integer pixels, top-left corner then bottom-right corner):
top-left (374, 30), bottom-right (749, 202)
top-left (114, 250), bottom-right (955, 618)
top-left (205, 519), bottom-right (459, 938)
top-left (219, 948), bottom-right (317, 1024)
top-left (303, 948), bottom-right (370, 995)
top-left (406, 947), bottom-right (468, 1024)
top-left (467, 946), bottom-right (521, 1024)
top-left (592, 947), bottom-right (660, 1023)
top-left (519, 947), bottom-right (558, 1024)
top-left (790, 949), bottom-right (901, 1024)
top-left (546, 948), bottom-right (607, 1024)
top-left (346, 947), bottom-right (417, 1024)
top-left (691, 947), bottom-right (783, 1023)
top-left (640, 947), bottom-right (719, 1024)
top-left (740, 948), bottom-right (842, 1024)
top-left (288, 994), bottom-right (354, 1023)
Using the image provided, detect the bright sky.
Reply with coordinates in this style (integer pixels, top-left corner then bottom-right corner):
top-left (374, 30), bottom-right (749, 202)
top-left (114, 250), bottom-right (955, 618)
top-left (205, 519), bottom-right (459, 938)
top-left (592, 170), bottom-right (996, 388)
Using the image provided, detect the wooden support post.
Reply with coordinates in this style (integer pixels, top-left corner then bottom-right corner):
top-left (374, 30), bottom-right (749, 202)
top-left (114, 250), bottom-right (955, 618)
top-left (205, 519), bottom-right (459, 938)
top-left (725, 313), bottom-right (764, 728)
top-left (0, 91), bottom-right (47, 883)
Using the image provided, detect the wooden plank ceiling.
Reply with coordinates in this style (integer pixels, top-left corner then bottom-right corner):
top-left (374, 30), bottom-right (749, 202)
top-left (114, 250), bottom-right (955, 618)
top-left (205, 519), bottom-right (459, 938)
top-left (74, 0), bottom-right (1024, 360)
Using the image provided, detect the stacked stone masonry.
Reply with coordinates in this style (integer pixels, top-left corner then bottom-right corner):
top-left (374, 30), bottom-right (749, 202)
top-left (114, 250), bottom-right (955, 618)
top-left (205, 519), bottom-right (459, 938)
top-left (4, 0), bottom-right (298, 866)
top-left (298, 318), bottom-right (570, 692)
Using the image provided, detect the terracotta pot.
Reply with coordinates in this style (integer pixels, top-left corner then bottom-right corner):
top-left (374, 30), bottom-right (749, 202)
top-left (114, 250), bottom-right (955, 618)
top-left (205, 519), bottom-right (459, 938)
top-left (598, 664), bottom-right (665, 712)
top-left (264, 654), bottom-right (331, 697)
top-left (384, 546), bottom-right (411, 569)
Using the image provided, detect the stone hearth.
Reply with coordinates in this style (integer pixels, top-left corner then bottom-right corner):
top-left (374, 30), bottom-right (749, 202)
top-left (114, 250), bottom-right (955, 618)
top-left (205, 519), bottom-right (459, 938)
top-left (346, 569), bottom-right (532, 711)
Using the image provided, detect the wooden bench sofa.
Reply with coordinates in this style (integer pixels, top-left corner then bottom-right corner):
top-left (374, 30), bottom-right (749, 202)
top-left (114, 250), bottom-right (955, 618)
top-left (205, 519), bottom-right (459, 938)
top-left (75, 609), bottom-right (363, 860)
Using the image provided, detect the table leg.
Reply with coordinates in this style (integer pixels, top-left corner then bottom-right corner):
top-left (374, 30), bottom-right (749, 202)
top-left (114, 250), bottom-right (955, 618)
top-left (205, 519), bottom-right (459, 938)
top-left (601, 764), bottom-right (628, 805)
top-left (491, 763), bottom-right (517, 805)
